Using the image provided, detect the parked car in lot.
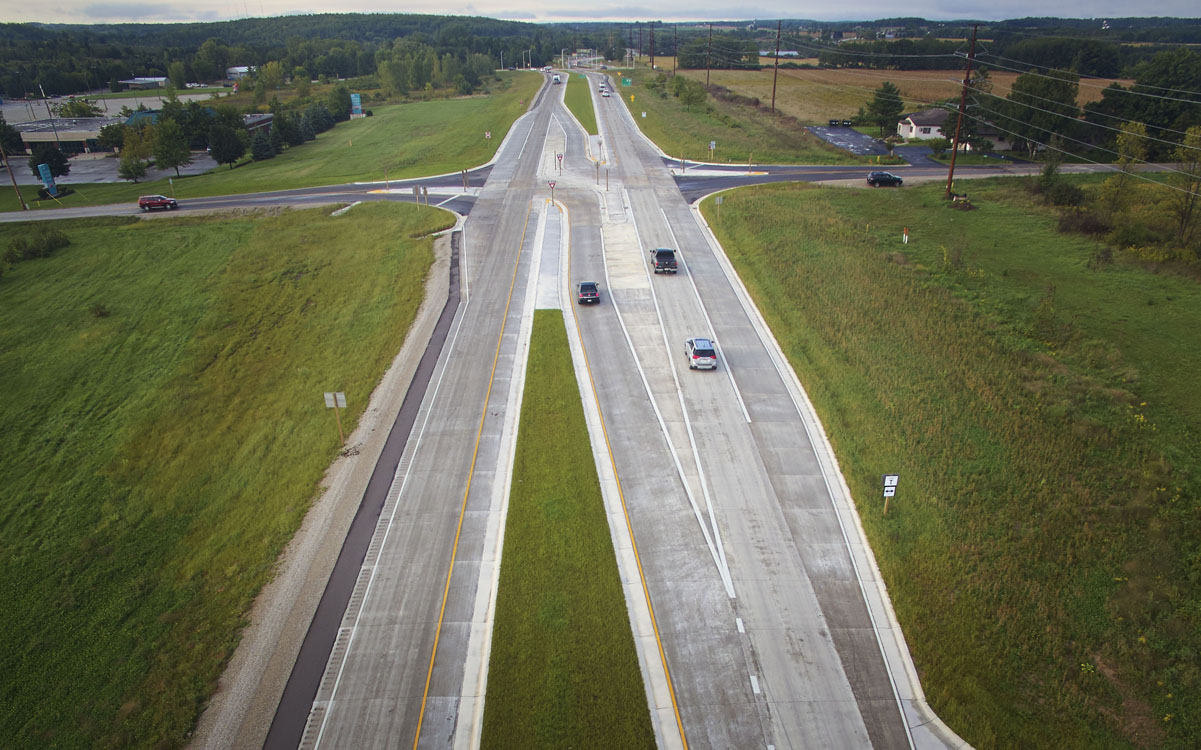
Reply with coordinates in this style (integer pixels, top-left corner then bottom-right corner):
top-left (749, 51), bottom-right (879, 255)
top-left (138, 194), bottom-right (178, 211)
top-left (828, 118), bottom-right (840, 126)
top-left (576, 281), bottom-right (601, 304)
top-left (842, 119), bottom-right (853, 126)
top-left (866, 171), bottom-right (904, 187)
top-left (684, 337), bottom-right (718, 370)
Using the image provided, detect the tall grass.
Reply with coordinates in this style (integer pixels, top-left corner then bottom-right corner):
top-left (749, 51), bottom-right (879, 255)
top-left (703, 180), bottom-right (1200, 749)
top-left (0, 203), bottom-right (453, 748)
top-left (481, 311), bottom-right (654, 750)
top-left (1, 72), bottom-right (542, 213)
top-left (563, 73), bottom-right (598, 135)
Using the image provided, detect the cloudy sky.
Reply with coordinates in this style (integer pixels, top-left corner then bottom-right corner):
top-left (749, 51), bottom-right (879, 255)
top-left (4, 1), bottom-right (1199, 25)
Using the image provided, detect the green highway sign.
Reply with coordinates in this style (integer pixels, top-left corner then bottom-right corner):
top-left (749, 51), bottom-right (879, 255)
top-left (622, 78), bottom-right (631, 86)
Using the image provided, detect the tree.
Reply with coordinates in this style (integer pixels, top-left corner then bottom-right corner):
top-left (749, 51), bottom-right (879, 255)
top-left (27, 144), bottom-right (69, 178)
top-left (293, 67), bottom-right (311, 98)
top-left (0, 114), bottom-right (23, 157)
top-left (250, 129), bottom-right (275, 160)
top-left (153, 118), bottom-right (192, 176)
top-left (1170, 125), bottom-right (1201, 247)
top-left (208, 124), bottom-right (245, 168)
top-left (118, 126), bottom-right (150, 182)
top-left (864, 82), bottom-right (905, 136)
top-left (1100, 121), bottom-right (1147, 216)
top-left (56, 99), bottom-right (103, 117)
top-left (118, 149), bottom-right (148, 182)
top-left (299, 116), bottom-right (315, 142)
top-left (167, 61), bottom-right (187, 90)
top-left (327, 84), bottom-right (352, 121)
top-left (269, 125), bottom-right (284, 155)
top-left (97, 122), bottom-right (125, 151)
top-left (1002, 70), bottom-right (1080, 159)
top-left (926, 137), bottom-right (951, 157)
top-left (258, 61), bottom-right (285, 91)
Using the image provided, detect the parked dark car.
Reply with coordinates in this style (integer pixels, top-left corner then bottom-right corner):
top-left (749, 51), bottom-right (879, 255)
top-left (842, 119), bottom-right (853, 127)
top-left (828, 118), bottom-right (840, 126)
top-left (138, 194), bottom-right (178, 210)
top-left (866, 171), bottom-right (904, 187)
top-left (577, 281), bottom-right (601, 304)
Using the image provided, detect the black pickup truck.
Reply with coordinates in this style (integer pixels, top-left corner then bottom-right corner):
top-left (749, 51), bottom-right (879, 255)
top-left (649, 247), bottom-right (678, 274)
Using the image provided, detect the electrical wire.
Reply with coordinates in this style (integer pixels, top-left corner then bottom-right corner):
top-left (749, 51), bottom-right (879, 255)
top-left (972, 54), bottom-right (1201, 105)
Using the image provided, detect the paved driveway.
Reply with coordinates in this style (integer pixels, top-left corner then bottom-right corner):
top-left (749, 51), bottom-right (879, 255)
top-left (12, 151), bottom-right (219, 185)
top-left (807, 125), bottom-right (890, 156)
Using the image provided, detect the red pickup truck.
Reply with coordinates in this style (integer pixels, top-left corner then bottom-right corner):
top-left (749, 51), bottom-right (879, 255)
top-left (138, 195), bottom-right (178, 211)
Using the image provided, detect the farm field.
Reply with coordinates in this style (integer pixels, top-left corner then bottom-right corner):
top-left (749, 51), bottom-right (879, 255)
top-left (701, 178), bottom-right (1200, 749)
top-left (0, 203), bottom-right (452, 748)
top-left (1, 71), bottom-right (542, 213)
top-left (680, 67), bottom-right (1132, 124)
top-left (481, 311), bottom-right (653, 749)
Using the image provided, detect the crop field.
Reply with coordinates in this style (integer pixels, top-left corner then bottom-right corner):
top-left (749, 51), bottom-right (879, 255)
top-left (0, 203), bottom-right (452, 748)
top-left (680, 68), bottom-right (1131, 124)
top-left (702, 178), bottom-right (1199, 749)
top-left (481, 310), bottom-right (653, 749)
top-left (1, 71), bottom-right (542, 213)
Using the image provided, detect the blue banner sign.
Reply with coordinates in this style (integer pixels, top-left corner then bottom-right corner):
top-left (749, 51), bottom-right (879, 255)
top-left (351, 93), bottom-right (362, 116)
top-left (37, 163), bottom-right (57, 196)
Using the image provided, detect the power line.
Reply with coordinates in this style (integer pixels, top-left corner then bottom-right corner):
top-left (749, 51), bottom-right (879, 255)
top-left (976, 50), bottom-right (1201, 98)
top-left (973, 54), bottom-right (1201, 105)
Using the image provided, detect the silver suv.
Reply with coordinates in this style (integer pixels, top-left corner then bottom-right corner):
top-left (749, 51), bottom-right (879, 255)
top-left (684, 337), bottom-right (718, 370)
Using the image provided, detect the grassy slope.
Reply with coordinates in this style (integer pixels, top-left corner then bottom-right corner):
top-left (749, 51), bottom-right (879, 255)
top-left (3, 72), bottom-right (542, 212)
top-left (0, 203), bottom-right (452, 748)
top-left (563, 73), bottom-right (598, 135)
top-left (702, 179), bottom-right (1199, 749)
top-left (481, 311), bottom-right (654, 750)
top-left (619, 67), bottom-right (864, 165)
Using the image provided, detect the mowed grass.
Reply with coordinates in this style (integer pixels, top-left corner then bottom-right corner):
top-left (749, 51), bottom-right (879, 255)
top-left (1, 71), bottom-right (542, 212)
top-left (682, 68), bottom-right (1132, 124)
top-left (481, 310), bottom-right (653, 750)
top-left (620, 67), bottom-right (863, 165)
top-left (563, 73), bottom-right (598, 135)
top-left (702, 180), bottom-right (1200, 749)
top-left (0, 203), bottom-right (452, 749)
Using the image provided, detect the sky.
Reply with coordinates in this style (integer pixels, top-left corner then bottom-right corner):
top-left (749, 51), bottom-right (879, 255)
top-left (2, 1), bottom-right (1199, 26)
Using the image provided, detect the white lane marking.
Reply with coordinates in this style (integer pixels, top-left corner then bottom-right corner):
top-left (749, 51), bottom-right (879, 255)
top-left (736, 617), bottom-right (745, 634)
top-left (312, 218), bottom-right (483, 748)
top-left (660, 205), bottom-right (752, 424)
top-left (514, 108), bottom-right (539, 163)
top-left (750, 675), bottom-right (761, 695)
top-left (627, 190), bottom-right (734, 598)
top-left (435, 194), bottom-right (461, 208)
top-left (598, 192), bottom-right (734, 599)
top-left (690, 204), bottom-right (917, 749)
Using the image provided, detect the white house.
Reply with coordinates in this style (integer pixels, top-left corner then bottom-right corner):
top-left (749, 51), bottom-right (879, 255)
top-left (897, 109), bottom-right (950, 140)
top-left (226, 66), bottom-right (254, 80)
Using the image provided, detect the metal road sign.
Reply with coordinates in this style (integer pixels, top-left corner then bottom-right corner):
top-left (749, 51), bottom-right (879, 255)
top-left (548, 180), bottom-right (556, 188)
top-left (622, 78), bottom-right (631, 86)
top-left (485, 131), bottom-right (491, 139)
top-left (324, 392), bottom-right (347, 408)
top-left (709, 140), bottom-right (716, 150)
top-left (883, 474), bottom-right (899, 487)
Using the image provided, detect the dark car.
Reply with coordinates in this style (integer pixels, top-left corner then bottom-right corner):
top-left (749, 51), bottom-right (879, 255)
top-left (828, 118), bottom-right (840, 126)
top-left (842, 119), bottom-right (853, 127)
top-left (138, 194), bottom-right (178, 210)
top-left (866, 171), bottom-right (903, 187)
top-left (649, 248), bottom-right (678, 274)
top-left (577, 281), bottom-right (601, 304)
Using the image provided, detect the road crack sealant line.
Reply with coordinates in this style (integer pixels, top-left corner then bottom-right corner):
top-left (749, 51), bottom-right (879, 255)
top-left (409, 200), bottom-right (536, 749)
top-left (561, 198), bottom-right (688, 750)
top-left (656, 204), bottom-right (751, 424)
top-left (688, 197), bottom-right (971, 749)
top-left (626, 190), bottom-right (735, 598)
top-left (595, 188), bottom-right (732, 597)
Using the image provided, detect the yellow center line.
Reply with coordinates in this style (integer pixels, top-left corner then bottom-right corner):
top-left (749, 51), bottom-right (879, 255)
top-left (412, 200), bottom-right (534, 749)
top-left (563, 199), bottom-right (689, 749)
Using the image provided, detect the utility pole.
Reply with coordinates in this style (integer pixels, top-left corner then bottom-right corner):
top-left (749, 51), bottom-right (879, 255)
top-left (673, 25), bottom-right (678, 76)
top-left (1, 147), bottom-right (28, 211)
top-left (706, 23), bottom-right (713, 86)
top-left (638, 24), bottom-right (643, 61)
top-left (650, 22), bottom-right (656, 71)
top-left (38, 84), bottom-right (63, 149)
top-left (945, 24), bottom-right (979, 199)
top-left (770, 20), bottom-right (782, 113)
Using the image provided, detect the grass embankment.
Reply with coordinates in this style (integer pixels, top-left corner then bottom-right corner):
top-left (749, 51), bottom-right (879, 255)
top-left (683, 68), bottom-right (1131, 124)
top-left (563, 73), bottom-right (598, 135)
top-left (2, 71), bottom-right (541, 212)
top-left (702, 179), bottom-right (1200, 749)
top-left (0, 203), bottom-right (453, 748)
top-left (481, 311), bottom-right (653, 749)
top-left (620, 66), bottom-right (862, 165)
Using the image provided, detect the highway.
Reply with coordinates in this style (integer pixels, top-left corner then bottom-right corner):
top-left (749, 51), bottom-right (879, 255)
top-left (254, 71), bottom-right (969, 749)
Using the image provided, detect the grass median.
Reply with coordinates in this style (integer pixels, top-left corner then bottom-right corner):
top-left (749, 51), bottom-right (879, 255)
top-left (0, 202), bottom-right (453, 748)
top-left (481, 310), bottom-right (654, 750)
top-left (3, 71), bottom-right (541, 212)
top-left (563, 73), bottom-right (598, 135)
top-left (702, 178), bottom-right (1200, 749)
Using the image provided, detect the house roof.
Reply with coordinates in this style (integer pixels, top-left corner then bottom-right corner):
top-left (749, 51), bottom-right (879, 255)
top-left (902, 109), bottom-right (950, 126)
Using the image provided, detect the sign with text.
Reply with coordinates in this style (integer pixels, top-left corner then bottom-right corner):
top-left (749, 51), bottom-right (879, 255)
top-left (36, 163), bottom-right (57, 196)
top-left (350, 93), bottom-right (362, 116)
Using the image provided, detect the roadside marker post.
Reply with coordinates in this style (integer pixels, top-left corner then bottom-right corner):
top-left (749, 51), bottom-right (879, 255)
top-left (548, 179), bottom-right (556, 204)
top-left (903, 227), bottom-right (909, 244)
top-left (556, 153), bottom-right (563, 174)
top-left (324, 391), bottom-right (347, 444)
top-left (882, 474), bottom-right (899, 514)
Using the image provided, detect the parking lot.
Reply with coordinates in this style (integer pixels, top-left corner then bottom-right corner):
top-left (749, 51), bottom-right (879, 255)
top-left (807, 124), bottom-right (891, 156)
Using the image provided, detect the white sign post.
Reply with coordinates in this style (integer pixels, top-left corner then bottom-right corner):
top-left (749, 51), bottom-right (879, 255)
top-left (324, 391), bottom-right (348, 443)
top-left (882, 474), bottom-right (899, 514)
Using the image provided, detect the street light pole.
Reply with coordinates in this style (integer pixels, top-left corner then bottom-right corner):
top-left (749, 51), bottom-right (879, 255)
top-left (1, 147), bottom-right (28, 211)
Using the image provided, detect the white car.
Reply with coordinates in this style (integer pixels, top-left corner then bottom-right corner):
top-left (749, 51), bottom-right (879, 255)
top-left (601, 90), bottom-right (610, 98)
top-left (684, 337), bottom-right (718, 370)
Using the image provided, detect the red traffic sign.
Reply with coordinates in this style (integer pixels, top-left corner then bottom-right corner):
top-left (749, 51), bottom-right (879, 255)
top-left (485, 130), bottom-right (491, 139)
top-left (548, 180), bottom-right (556, 188)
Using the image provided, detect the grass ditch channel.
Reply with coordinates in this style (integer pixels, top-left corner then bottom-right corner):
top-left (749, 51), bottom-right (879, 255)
top-left (2, 71), bottom-right (542, 213)
top-left (480, 310), bottom-right (654, 750)
top-left (0, 203), bottom-right (453, 748)
top-left (563, 72), bottom-right (598, 136)
top-left (701, 178), bottom-right (1200, 749)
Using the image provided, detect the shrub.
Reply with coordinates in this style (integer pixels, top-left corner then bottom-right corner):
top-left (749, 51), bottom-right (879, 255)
top-left (7, 227), bottom-right (68, 262)
top-left (89, 302), bottom-right (111, 318)
top-left (1109, 221), bottom-right (1172, 249)
top-left (1058, 210), bottom-right (1111, 236)
top-left (1047, 181), bottom-right (1084, 207)
top-left (36, 186), bottom-right (74, 201)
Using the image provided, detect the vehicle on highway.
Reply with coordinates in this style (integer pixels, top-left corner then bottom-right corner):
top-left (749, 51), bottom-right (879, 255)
top-left (601, 90), bottom-right (610, 98)
top-left (866, 171), bottom-right (904, 187)
top-left (684, 337), bottom-right (718, 370)
top-left (138, 194), bottom-right (178, 211)
top-left (649, 247), bottom-right (678, 274)
top-left (552, 74), bottom-right (561, 84)
top-left (576, 281), bottom-right (601, 304)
